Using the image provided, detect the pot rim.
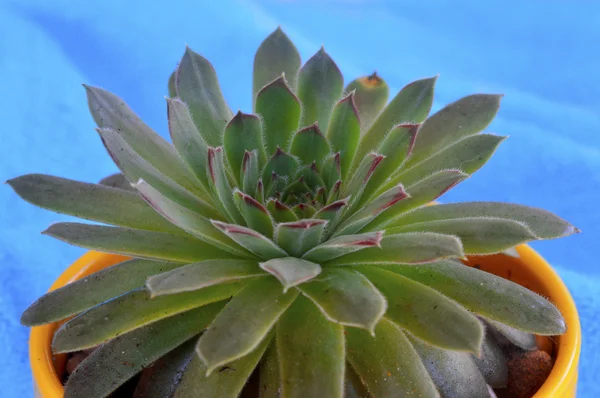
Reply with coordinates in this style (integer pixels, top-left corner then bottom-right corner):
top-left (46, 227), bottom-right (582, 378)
top-left (29, 246), bottom-right (580, 397)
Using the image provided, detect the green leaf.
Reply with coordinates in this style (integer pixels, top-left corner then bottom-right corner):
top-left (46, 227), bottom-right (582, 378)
top-left (392, 201), bottom-right (580, 240)
top-left (97, 127), bottom-right (218, 216)
top-left (267, 173), bottom-right (289, 199)
top-left (274, 219), bottom-right (327, 257)
top-left (326, 180), bottom-right (342, 204)
top-left (472, 330), bottom-right (508, 388)
top-left (256, 179), bottom-right (265, 203)
top-left (324, 232), bottom-right (464, 265)
top-left (294, 162), bottom-right (325, 191)
top-left (175, 46), bottom-right (233, 146)
top-left (409, 336), bottom-right (489, 397)
top-left (298, 267), bottom-right (386, 333)
top-left (197, 278), bottom-right (298, 374)
top-left (405, 93), bottom-right (503, 168)
top-left (43, 223), bottom-right (237, 263)
top-left (388, 217), bottom-right (537, 254)
top-left (277, 296), bottom-right (345, 398)
top-left (234, 189), bottom-right (275, 238)
top-left (342, 153), bottom-right (385, 212)
top-left (383, 134), bottom-right (507, 191)
top-left (212, 221), bottom-right (288, 260)
top-left (224, 111), bottom-right (267, 183)
top-left (297, 48), bottom-right (344, 129)
top-left (383, 260), bottom-right (566, 335)
top-left (486, 319), bottom-right (537, 350)
top-left (63, 303), bottom-right (223, 398)
top-left (7, 174), bottom-right (181, 234)
top-left (359, 123), bottom-right (419, 203)
top-left (356, 266), bottom-right (483, 353)
top-left (262, 148), bottom-right (299, 187)
top-left (174, 333), bottom-right (271, 398)
top-left (168, 69), bottom-right (177, 98)
top-left (146, 259), bottom-right (264, 297)
top-left (84, 85), bottom-right (200, 193)
top-left (53, 283), bottom-right (242, 353)
top-left (289, 124), bottom-right (331, 169)
top-left (291, 203), bottom-right (317, 218)
top-left (258, 343), bottom-right (281, 398)
top-left (167, 97), bottom-right (211, 189)
top-left (344, 72), bottom-right (390, 133)
top-left (99, 172), bottom-right (135, 191)
top-left (350, 76), bottom-right (437, 174)
top-left (256, 76), bottom-right (302, 155)
top-left (266, 199), bottom-right (299, 223)
top-left (334, 184), bottom-right (409, 237)
top-left (326, 93), bottom-right (361, 180)
top-left (321, 153), bottom-right (341, 191)
top-left (21, 259), bottom-right (180, 326)
top-left (302, 231), bottom-right (382, 263)
top-left (313, 198), bottom-right (348, 227)
top-left (207, 147), bottom-right (245, 224)
top-left (346, 318), bottom-right (439, 398)
top-left (344, 364), bottom-right (373, 398)
top-left (260, 257), bottom-right (322, 292)
top-left (132, 339), bottom-right (196, 398)
top-left (367, 169), bottom-right (468, 231)
top-left (253, 27), bottom-right (301, 99)
top-left (135, 180), bottom-right (248, 256)
top-left (282, 176), bottom-right (311, 202)
top-left (241, 150), bottom-right (260, 196)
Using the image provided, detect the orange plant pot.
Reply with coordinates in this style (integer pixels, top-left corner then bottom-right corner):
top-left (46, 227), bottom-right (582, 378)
top-left (30, 247), bottom-right (580, 397)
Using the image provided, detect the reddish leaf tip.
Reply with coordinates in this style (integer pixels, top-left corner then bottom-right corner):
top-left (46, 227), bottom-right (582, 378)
top-left (280, 219), bottom-right (327, 229)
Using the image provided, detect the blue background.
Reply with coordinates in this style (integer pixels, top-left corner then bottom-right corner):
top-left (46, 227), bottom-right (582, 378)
top-left (1, 0), bottom-right (598, 396)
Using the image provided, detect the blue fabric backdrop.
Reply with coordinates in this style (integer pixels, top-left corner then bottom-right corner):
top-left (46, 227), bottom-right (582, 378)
top-left (1, 0), bottom-right (598, 396)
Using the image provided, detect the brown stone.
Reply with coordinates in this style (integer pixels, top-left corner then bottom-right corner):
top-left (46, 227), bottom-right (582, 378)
top-left (506, 350), bottom-right (554, 398)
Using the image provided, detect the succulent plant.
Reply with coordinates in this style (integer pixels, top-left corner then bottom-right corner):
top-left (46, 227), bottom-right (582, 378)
top-left (9, 27), bottom-right (578, 398)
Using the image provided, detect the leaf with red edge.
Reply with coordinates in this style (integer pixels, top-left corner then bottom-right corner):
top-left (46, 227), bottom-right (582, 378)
top-left (302, 231), bottom-right (383, 264)
top-left (266, 199), bottom-right (299, 223)
top-left (211, 221), bottom-right (287, 260)
top-left (274, 219), bottom-right (328, 257)
top-left (260, 257), bottom-right (322, 292)
top-left (233, 189), bottom-right (274, 238)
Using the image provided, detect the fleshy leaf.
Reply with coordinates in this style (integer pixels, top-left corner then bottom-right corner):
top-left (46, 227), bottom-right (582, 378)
top-left (344, 72), bottom-right (390, 132)
top-left (392, 201), bottom-right (580, 240)
top-left (146, 259), bottom-right (264, 297)
top-left (207, 147), bottom-right (244, 224)
top-left (405, 93), bottom-right (503, 168)
top-left (166, 97), bottom-right (211, 190)
top-left (294, 162), bottom-right (325, 191)
top-left (274, 219), bottom-right (327, 257)
top-left (174, 333), bottom-right (271, 398)
top-left (313, 198), bottom-right (348, 226)
top-left (266, 199), bottom-right (299, 223)
top-left (21, 259), bottom-right (178, 326)
top-left (7, 174), bottom-right (181, 234)
top-left (260, 257), bottom-right (322, 293)
top-left (342, 153), bottom-right (385, 212)
top-left (253, 27), bottom-right (301, 98)
top-left (360, 123), bottom-right (419, 203)
top-left (320, 153), bottom-right (341, 191)
top-left (262, 148), bottom-right (299, 188)
top-left (298, 267), bottom-right (386, 333)
top-left (350, 76), bottom-right (436, 174)
top-left (334, 184), bottom-right (409, 236)
top-left (53, 283), bottom-right (242, 353)
top-left (234, 189), bottom-right (275, 238)
top-left (197, 277), bottom-right (298, 374)
top-left (291, 203), bottom-right (317, 218)
top-left (410, 336), bottom-right (489, 397)
top-left (84, 85), bottom-right (200, 193)
top-left (388, 217), bottom-right (537, 254)
top-left (326, 93), bottom-right (361, 179)
top-left (486, 319), bottom-right (537, 350)
top-left (297, 47), bottom-right (344, 129)
top-left (168, 69), bottom-right (177, 98)
top-left (175, 46), bottom-right (232, 146)
top-left (97, 127), bottom-right (218, 216)
top-left (277, 296), bottom-right (345, 398)
top-left (326, 180), bottom-right (342, 204)
top-left (99, 172), bottom-right (135, 191)
top-left (356, 266), bottom-right (483, 353)
top-left (346, 318), bottom-right (439, 398)
top-left (383, 260), bottom-right (566, 335)
top-left (324, 232), bottom-right (464, 265)
top-left (43, 223), bottom-right (236, 263)
top-left (258, 343), bottom-right (280, 398)
top-left (241, 150), bottom-right (259, 197)
top-left (367, 169), bottom-right (468, 231)
top-left (302, 231), bottom-right (382, 263)
top-left (212, 221), bottom-right (288, 260)
top-left (383, 134), bottom-right (507, 191)
top-left (63, 303), bottom-right (224, 398)
top-left (224, 111), bottom-right (267, 183)
top-left (135, 180), bottom-right (248, 256)
top-left (289, 124), bottom-right (331, 169)
top-left (472, 330), bottom-right (508, 388)
top-left (256, 76), bottom-right (302, 154)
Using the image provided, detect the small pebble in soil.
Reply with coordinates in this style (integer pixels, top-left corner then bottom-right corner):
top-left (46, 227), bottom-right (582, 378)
top-left (505, 350), bottom-right (554, 398)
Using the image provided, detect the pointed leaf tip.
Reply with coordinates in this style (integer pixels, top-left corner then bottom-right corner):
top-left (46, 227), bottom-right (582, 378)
top-left (260, 257), bottom-right (322, 292)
